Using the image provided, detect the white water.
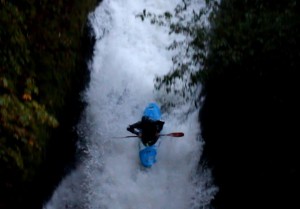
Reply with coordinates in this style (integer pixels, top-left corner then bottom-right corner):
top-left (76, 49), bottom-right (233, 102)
top-left (44, 0), bottom-right (217, 209)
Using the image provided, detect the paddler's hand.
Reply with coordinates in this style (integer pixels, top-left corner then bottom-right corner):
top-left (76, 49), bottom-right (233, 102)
top-left (134, 130), bottom-right (142, 137)
top-left (127, 126), bottom-right (134, 133)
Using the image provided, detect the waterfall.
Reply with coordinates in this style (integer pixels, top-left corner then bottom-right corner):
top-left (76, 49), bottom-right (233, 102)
top-left (44, 1), bottom-right (217, 208)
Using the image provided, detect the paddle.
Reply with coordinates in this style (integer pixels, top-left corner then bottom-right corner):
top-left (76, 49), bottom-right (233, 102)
top-left (114, 132), bottom-right (184, 139)
top-left (160, 132), bottom-right (184, 137)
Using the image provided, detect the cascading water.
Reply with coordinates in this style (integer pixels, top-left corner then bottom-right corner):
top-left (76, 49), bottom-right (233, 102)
top-left (44, 0), bottom-right (217, 208)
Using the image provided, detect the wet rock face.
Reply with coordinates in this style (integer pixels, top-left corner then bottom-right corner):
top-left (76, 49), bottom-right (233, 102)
top-left (199, 73), bottom-right (299, 209)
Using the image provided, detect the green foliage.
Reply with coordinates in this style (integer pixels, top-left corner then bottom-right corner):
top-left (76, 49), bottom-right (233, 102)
top-left (1, 0), bottom-right (97, 207)
top-left (0, 1), bottom-right (58, 172)
top-left (142, 0), bottom-right (299, 111)
top-left (137, 0), bottom-right (216, 108)
top-left (136, 9), bottom-right (173, 25)
top-left (203, 0), bottom-right (300, 85)
top-left (158, 0), bottom-right (217, 96)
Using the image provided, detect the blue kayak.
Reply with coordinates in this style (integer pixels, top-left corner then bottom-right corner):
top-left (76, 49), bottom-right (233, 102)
top-left (139, 102), bottom-right (162, 168)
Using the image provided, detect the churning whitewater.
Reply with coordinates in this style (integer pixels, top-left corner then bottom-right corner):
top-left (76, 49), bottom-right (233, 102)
top-left (44, 0), bottom-right (216, 209)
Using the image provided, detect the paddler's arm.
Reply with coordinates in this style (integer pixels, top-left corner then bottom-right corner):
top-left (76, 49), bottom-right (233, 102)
top-left (127, 121), bottom-right (142, 136)
top-left (156, 120), bottom-right (165, 132)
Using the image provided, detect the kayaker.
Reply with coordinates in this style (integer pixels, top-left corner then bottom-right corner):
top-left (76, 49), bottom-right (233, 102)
top-left (127, 116), bottom-right (164, 146)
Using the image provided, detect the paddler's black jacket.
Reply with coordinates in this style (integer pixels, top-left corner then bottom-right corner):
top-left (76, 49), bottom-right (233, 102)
top-left (127, 116), bottom-right (164, 146)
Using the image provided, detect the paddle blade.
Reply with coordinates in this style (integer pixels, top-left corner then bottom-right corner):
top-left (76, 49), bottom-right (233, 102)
top-left (164, 132), bottom-right (184, 137)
